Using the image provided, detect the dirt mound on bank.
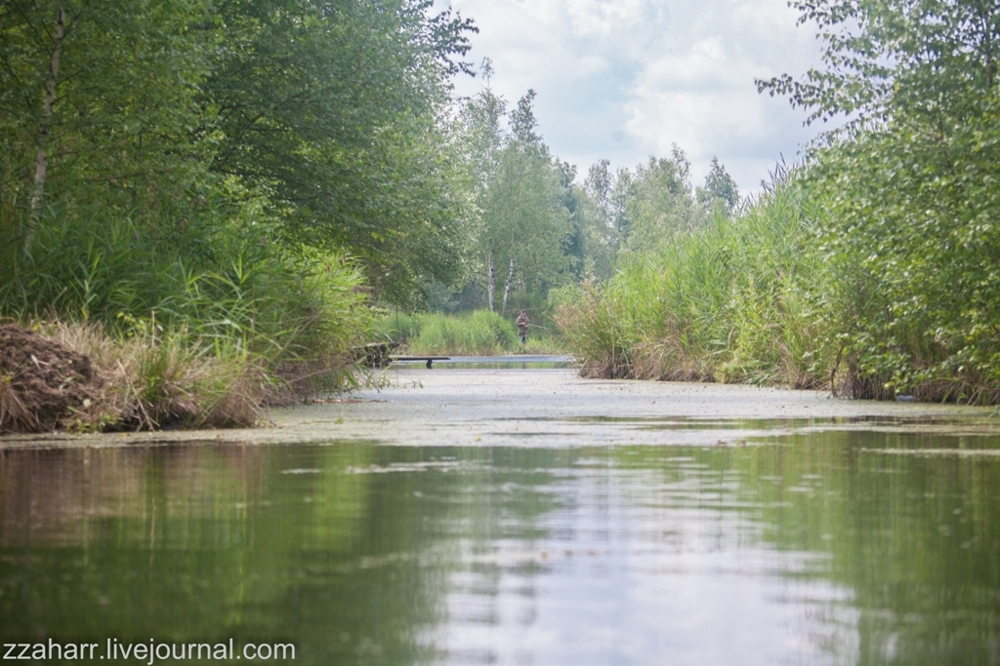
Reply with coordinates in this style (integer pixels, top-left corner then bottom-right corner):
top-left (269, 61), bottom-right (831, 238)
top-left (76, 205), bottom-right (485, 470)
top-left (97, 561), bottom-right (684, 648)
top-left (0, 324), bottom-right (105, 432)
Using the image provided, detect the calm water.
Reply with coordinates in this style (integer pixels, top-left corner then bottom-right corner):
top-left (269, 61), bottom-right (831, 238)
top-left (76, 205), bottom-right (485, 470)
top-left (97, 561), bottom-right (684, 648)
top-left (2, 424), bottom-right (999, 665)
top-left (393, 355), bottom-right (576, 369)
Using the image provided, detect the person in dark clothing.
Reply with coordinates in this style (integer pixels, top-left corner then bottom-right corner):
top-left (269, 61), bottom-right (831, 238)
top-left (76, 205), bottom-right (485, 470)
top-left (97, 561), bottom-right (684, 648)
top-left (515, 310), bottom-right (530, 345)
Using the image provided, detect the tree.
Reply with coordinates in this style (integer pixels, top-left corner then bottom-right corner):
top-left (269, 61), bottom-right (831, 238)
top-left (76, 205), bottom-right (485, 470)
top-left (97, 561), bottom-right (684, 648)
top-left (202, 0), bottom-right (477, 304)
top-left (0, 0), bottom-right (479, 308)
top-left (623, 147), bottom-right (701, 253)
top-left (575, 159), bottom-right (625, 278)
top-left (758, 0), bottom-right (999, 130)
top-left (696, 157), bottom-right (740, 216)
top-left (459, 88), bottom-right (573, 312)
top-left (759, 0), bottom-right (1000, 398)
top-left (608, 167), bottom-right (635, 250)
top-left (0, 0), bottom-right (217, 245)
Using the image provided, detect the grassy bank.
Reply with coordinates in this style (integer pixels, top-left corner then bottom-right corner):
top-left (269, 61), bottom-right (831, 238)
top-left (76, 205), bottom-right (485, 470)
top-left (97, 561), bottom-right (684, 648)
top-left (556, 166), bottom-right (1000, 404)
top-left (0, 319), bottom-right (265, 432)
top-left (556, 177), bottom-right (826, 388)
top-left (375, 309), bottom-right (564, 356)
top-left (0, 207), bottom-right (373, 432)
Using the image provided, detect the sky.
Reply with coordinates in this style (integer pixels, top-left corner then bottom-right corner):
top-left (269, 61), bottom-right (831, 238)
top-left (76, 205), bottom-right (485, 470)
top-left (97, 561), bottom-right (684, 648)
top-left (437, 0), bottom-right (833, 195)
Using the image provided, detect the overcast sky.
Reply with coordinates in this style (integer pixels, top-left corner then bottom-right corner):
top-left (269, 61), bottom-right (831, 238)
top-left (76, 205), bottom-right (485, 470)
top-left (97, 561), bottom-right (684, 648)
top-left (438, 0), bottom-right (832, 195)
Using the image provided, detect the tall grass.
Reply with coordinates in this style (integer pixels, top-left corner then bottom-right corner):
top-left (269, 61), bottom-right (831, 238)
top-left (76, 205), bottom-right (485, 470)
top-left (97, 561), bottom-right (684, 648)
top-left (0, 204), bottom-right (364, 353)
top-left (40, 319), bottom-right (265, 430)
top-left (557, 175), bottom-right (829, 387)
top-left (559, 162), bottom-right (1000, 404)
top-left (0, 202), bottom-right (373, 430)
top-left (374, 309), bottom-right (563, 355)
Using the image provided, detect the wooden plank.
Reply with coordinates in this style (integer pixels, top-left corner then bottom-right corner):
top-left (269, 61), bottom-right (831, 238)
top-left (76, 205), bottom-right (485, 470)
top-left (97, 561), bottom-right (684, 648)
top-left (390, 356), bottom-right (450, 361)
top-left (389, 355), bottom-right (450, 369)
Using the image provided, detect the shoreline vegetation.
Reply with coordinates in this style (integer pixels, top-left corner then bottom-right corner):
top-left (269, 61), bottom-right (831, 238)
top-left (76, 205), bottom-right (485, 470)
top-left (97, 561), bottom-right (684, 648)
top-left (557, 1), bottom-right (1000, 406)
top-left (0, 308), bottom-right (560, 434)
top-left (556, 160), bottom-right (1000, 404)
top-left (0, 0), bottom-right (475, 433)
top-left (374, 310), bottom-right (564, 356)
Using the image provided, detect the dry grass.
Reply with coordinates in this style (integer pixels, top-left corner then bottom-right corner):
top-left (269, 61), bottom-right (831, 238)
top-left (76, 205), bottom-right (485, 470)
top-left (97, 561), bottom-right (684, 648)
top-left (0, 372), bottom-right (34, 431)
top-left (38, 319), bottom-right (266, 430)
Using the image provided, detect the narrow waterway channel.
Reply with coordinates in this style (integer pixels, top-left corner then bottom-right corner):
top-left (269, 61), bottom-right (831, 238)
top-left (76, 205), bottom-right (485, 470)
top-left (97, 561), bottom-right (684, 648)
top-left (2, 365), bottom-right (999, 665)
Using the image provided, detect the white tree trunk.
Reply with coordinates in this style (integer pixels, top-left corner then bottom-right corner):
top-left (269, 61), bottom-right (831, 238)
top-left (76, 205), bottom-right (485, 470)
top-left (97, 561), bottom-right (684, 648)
top-left (26, 8), bottom-right (66, 252)
top-left (501, 256), bottom-right (514, 313)
top-left (486, 252), bottom-right (495, 312)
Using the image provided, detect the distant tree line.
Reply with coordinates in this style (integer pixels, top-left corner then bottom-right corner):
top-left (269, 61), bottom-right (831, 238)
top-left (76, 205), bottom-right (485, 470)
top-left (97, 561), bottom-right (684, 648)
top-left (428, 63), bottom-right (740, 315)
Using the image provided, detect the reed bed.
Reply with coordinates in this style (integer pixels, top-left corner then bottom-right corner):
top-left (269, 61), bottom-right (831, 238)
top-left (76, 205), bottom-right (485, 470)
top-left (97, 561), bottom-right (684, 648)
top-left (557, 177), bottom-right (830, 388)
top-left (557, 165), bottom-right (1000, 404)
top-left (0, 206), bottom-right (373, 431)
top-left (375, 309), bottom-right (563, 356)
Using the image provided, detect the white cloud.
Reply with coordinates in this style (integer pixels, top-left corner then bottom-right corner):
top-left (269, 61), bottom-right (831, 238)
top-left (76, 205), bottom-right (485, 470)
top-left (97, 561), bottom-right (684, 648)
top-left (442, 0), bottom-right (829, 193)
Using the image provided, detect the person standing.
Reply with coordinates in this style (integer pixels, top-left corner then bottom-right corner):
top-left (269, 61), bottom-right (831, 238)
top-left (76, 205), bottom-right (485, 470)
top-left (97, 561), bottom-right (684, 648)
top-left (515, 310), bottom-right (530, 345)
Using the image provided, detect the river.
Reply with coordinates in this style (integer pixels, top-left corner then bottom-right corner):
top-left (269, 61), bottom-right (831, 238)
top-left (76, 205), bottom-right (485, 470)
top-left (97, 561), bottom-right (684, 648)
top-left (2, 364), bottom-right (999, 665)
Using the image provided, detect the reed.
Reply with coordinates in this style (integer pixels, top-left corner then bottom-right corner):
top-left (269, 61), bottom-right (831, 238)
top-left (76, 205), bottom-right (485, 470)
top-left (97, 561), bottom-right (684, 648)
top-left (557, 174), bottom-right (829, 387)
top-left (0, 202), bottom-right (373, 430)
top-left (374, 309), bottom-right (562, 356)
top-left (37, 319), bottom-right (264, 430)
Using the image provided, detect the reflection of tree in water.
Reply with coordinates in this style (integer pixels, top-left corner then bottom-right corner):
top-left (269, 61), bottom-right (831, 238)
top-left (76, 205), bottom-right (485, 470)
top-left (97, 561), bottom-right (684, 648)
top-left (2, 436), bottom-right (998, 664)
top-left (0, 444), bottom-right (405, 664)
top-left (612, 433), bottom-right (1000, 666)
top-left (0, 444), bottom-right (566, 665)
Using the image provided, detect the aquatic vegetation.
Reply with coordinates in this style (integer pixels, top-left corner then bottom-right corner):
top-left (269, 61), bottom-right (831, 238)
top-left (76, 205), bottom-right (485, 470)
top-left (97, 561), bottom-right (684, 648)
top-left (558, 156), bottom-right (1000, 404)
top-left (0, 215), bottom-right (373, 431)
top-left (557, 174), bottom-right (827, 388)
top-left (374, 309), bottom-right (518, 355)
top-left (374, 309), bottom-right (563, 356)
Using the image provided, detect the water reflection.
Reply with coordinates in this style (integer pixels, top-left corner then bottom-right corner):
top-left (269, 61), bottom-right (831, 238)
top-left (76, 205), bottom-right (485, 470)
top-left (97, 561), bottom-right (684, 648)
top-left (1, 430), bottom-right (998, 665)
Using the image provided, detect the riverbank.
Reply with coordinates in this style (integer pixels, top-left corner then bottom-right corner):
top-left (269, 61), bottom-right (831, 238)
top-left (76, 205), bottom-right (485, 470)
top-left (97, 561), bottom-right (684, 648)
top-left (0, 317), bottom-right (371, 434)
top-left (3, 367), bottom-right (998, 450)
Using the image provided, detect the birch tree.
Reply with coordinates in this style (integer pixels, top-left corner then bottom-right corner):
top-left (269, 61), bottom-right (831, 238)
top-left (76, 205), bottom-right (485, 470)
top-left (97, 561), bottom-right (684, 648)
top-left (461, 88), bottom-right (572, 312)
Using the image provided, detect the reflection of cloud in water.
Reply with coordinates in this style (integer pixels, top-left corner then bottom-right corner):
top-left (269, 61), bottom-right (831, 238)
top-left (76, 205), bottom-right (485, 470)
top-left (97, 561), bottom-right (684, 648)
top-left (3, 429), bottom-right (999, 665)
top-left (427, 461), bottom-right (859, 665)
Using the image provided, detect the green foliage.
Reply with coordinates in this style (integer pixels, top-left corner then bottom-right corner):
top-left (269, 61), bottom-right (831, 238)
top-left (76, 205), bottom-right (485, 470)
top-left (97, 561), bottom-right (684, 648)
top-left (374, 309), bottom-right (521, 355)
top-left (458, 87), bottom-right (575, 311)
top-left (0, 0), bottom-right (477, 310)
top-left (563, 0), bottom-right (1000, 403)
top-left (696, 157), bottom-right (741, 217)
top-left (557, 175), bottom-right (827, 387)
top-left (757, 0), bottom-right (1000, 129)
top-left (0, 194), bottom-right (372, 428)
top-left (0, 199), bottom-right (369, 360)
top-left (0, 0), bottom-right (476, 427)
top-left (0, 0), bottom-right (217, 236)
top-left (622, 148), bottom-right (704, 253)
top-left (760, 0), bottom-right (1000, 402)
top-left (204, 0), bottom-right (477, 304)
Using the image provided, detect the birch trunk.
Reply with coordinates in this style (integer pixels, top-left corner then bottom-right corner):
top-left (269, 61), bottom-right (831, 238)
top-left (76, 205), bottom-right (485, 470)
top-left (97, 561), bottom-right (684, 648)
top-left (25, 8), bottom-right (66, 253)
top-left (486, 252), bottom-right (495, 312)
top-left (501, 256), bottom-right (514, 314)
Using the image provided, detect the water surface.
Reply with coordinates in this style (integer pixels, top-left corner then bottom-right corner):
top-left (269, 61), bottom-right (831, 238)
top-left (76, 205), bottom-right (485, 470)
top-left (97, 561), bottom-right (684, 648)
top-left (2, 420), bottom-right (999, 665)
top-left (392, 355), bottom-right (575, 369)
